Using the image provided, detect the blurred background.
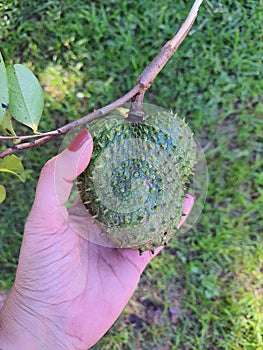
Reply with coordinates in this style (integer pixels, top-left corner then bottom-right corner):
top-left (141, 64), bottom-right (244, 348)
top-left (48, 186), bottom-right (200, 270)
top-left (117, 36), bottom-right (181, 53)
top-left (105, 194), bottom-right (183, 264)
top-left (0, 1), bottom-right (262, 349)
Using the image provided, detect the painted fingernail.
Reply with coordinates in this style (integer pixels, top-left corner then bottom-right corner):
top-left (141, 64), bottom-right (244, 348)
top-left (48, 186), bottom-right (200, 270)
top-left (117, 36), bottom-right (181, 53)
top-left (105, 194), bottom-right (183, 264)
top-left (68, 129), bottom-right (91, 152)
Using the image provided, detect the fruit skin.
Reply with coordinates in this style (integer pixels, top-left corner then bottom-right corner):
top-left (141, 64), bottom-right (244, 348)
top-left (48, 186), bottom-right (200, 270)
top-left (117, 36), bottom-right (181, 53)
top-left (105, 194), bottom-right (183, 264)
top-left (77, 109), bottom-right (196, 251)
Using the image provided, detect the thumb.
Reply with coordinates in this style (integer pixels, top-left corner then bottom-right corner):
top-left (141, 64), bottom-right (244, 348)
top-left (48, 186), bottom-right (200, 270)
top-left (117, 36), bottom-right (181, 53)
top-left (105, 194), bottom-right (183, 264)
top-left (26, 129), bottom-right (93, 230)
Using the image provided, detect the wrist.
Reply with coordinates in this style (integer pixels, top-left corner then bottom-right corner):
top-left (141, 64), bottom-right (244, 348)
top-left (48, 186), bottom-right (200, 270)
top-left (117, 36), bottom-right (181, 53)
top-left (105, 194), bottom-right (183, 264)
top-left (0, 287), bottom-right (42, 349)
top-left (0, 287), bottom-right (68, 350)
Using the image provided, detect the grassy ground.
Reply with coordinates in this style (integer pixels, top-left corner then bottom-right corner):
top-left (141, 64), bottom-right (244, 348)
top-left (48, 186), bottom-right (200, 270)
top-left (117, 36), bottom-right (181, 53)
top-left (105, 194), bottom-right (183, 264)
top-left (0, 0), bottom-right (262, 349)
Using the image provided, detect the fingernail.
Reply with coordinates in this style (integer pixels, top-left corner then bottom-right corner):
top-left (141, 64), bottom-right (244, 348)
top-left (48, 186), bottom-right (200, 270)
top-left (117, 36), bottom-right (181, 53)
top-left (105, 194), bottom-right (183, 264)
top-left (68, 129), bottom-right (91, 152)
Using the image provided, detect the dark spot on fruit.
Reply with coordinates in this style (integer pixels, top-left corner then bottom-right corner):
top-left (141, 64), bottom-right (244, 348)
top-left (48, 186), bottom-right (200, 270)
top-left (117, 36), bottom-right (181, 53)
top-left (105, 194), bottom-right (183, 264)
top-left (138, 248), bottom-right (144, 255)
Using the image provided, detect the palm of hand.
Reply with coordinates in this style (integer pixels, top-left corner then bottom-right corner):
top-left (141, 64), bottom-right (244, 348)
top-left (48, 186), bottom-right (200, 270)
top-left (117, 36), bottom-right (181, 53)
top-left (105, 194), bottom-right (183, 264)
top-left (7, 134), bottom-right (193, 350)
top-left (15, 201), bottom-right (154, 349)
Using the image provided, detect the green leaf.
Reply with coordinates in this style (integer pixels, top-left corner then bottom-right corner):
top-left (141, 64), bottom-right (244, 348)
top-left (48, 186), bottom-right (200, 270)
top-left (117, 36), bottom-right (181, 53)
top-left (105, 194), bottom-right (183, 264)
top-left (0, 52), bottom-right (9, 123)
top-left (0, 184), bottom-right (6, 203)
top-left (7, 64), bottom-right (44, 132)
top-left (0, 111), bottom-right (17, 136)
top-left (0, 155), bottom-right (26, 182)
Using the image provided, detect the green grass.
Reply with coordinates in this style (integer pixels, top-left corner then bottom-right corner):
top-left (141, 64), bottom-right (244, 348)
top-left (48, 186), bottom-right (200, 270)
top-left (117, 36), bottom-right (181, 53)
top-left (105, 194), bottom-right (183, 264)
top-left (1, 0), bottom-right (263, 349)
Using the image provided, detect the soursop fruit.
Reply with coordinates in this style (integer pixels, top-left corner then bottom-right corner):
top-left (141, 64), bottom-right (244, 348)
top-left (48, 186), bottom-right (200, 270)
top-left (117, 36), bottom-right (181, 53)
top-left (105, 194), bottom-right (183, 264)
top-left (77, 109), bottom-right (196, 252)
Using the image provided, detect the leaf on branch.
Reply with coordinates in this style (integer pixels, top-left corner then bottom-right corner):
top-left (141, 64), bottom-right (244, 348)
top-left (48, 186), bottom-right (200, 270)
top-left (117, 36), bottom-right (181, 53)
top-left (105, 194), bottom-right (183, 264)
top-left (0, 111), bottom-right (17, 136)
top-left (7, 64), bottom-right (44, 132)
top-left (0, 52), bottom-right (9, 124)
top-left (0, 184), bottom-right (6, 203)
top-left (0, 155), bottom-right (26, 182)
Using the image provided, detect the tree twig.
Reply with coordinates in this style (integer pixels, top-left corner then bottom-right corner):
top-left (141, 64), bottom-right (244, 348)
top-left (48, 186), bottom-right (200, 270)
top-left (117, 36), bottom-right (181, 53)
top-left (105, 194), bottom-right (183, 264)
top-left (0, 0), bottom-right (203, 158)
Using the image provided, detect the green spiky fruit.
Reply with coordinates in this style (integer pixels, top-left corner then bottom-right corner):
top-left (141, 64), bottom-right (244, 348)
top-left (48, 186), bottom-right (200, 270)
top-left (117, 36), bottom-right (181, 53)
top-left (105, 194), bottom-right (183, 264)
top-left (77, 109), bottom-right (196, 252)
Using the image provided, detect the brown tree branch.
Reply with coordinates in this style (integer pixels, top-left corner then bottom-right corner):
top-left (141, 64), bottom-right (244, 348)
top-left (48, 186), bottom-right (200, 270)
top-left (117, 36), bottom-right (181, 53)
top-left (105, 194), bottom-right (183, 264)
top-left (0, 0), bottom-right (203, 158)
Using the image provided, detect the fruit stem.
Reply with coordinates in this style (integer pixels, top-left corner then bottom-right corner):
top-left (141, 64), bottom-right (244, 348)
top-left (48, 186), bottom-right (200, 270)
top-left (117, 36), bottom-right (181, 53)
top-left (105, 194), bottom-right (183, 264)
top-left (127, 91), bottom-right (146, 122)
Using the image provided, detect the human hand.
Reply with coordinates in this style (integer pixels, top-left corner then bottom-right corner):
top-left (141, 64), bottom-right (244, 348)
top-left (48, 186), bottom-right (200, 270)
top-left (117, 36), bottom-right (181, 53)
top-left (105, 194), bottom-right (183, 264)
top-left (0, 129), bottom-right (194, 350)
